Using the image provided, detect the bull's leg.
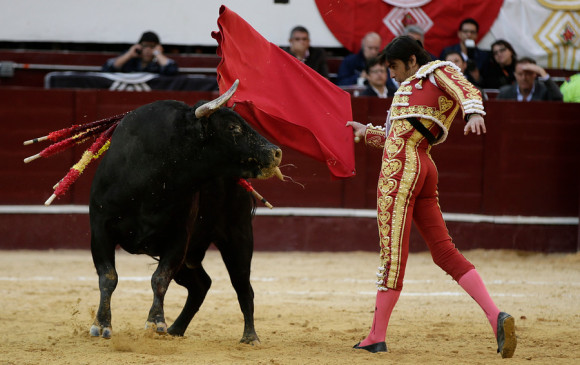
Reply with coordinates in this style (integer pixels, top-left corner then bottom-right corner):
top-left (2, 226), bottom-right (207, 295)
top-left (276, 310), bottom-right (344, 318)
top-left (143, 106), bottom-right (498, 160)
top-left (220, 246), bottom-right (260, 345)
top-left (167, 264), bottom-right (212, 336)
top-left (90, 233), bottom-right (118, 339)
top-left (145, 246), bottom-right (186, 334)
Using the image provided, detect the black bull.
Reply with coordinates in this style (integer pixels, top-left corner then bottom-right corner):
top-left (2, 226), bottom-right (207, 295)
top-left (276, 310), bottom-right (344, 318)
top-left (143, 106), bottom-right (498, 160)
top-left (88, 84), bottom-right (282, 344)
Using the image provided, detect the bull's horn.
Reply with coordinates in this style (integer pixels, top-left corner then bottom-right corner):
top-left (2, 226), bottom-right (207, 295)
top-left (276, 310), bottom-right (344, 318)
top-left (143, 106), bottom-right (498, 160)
top-left (195, 79), bottom-right (239, 118)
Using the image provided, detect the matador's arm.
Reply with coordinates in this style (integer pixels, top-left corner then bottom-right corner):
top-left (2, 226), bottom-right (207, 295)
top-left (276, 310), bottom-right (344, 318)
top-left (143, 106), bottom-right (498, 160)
top-left (432, 66), bottom-right (486, 120)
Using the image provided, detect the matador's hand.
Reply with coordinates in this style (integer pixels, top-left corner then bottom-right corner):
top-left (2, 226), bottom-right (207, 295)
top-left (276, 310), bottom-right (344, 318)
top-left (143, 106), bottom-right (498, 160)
top-left (346, 121), bottom-right (366, 143)
top-left (464, 115), bottom-right (486, 135)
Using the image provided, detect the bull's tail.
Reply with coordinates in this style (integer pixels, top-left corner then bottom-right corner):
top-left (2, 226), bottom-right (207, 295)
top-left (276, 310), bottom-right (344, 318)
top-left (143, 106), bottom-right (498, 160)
top-left (23, 112), bottom-right (128, 205)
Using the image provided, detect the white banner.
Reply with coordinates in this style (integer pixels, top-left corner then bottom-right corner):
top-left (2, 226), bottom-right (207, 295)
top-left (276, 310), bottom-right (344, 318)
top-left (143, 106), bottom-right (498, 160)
top-left (480, 0), bottom-right (580, 69)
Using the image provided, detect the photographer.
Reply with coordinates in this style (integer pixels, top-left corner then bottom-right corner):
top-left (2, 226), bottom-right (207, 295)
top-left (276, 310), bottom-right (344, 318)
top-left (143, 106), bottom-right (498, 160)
top-left (439, 18), bottom-right (489, 87)
top-left (102, 31), bottom-right (178, 76)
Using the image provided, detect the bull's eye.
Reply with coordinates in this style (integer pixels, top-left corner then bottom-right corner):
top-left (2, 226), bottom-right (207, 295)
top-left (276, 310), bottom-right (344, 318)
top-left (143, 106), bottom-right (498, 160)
top-left (229, 124), bottom-right (242, 134)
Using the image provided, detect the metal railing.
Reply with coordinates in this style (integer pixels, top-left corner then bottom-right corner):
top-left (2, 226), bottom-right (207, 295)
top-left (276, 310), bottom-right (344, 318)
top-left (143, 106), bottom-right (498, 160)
top-left (0, 61), bottom-right (218, 77)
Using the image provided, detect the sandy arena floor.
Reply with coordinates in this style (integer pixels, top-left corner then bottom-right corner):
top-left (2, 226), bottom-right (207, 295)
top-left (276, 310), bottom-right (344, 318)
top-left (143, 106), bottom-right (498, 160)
top-left (0, 249), bottom-right (578, 364)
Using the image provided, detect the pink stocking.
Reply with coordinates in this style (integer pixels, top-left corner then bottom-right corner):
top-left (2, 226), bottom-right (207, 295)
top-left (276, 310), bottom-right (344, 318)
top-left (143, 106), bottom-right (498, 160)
top-left (359, 289), bottom-right (401, 346)
top-left (458, 269), bottom-right (501, 336)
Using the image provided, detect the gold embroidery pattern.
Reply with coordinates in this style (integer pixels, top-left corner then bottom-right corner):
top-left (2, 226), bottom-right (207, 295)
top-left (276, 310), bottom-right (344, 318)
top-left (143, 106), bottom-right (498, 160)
top-left (378, 178), bottom-right (397, 196)
top-left (385, 137), bottom-right (404, 159)
top-left (376, 121), bottom-right (425, 290)
top-left (438, 96), bottom-right (453, 114)
top-left (384, 134), bottom-right (421, 289)
top-left (391, 105), bottom-right (444, 123)
top-left (377, 174), bottom-right (395, 266)
top-left (381, 159), bottom-right (402, 177)
top-left (398, 84), bottom-right (413, 94)
top-left (392, 94), bottom-right (410, 105)
top-left (365, 127), bottom-right (386, 149)
top-left (391, 119), bottom-right (413, 136)
top-left (437, 67), bottom-right (481, 105)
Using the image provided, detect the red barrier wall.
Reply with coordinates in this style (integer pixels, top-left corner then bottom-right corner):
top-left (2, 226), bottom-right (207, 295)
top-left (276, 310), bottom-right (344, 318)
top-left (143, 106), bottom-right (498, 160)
top-left (1, 88), bottom-right (578, 252)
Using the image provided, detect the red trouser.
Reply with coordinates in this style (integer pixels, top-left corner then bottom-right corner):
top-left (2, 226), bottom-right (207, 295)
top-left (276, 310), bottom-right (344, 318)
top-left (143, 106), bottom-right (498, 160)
top-left (376, 118), bottom-right (474, 290)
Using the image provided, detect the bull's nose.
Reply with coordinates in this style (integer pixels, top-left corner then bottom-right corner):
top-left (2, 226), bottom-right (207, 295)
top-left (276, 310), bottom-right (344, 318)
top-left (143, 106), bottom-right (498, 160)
top-left (273, 148), bottom-right (282, 165)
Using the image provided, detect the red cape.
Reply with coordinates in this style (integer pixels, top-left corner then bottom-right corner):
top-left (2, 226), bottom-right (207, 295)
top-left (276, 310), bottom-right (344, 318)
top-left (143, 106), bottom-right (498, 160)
top-left (211, 5), bottom-right (355, 179)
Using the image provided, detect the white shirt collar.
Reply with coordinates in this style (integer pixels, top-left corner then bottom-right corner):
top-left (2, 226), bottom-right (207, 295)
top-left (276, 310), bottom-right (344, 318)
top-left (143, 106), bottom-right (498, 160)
top-left (516, 83), bottom-right (535, 102)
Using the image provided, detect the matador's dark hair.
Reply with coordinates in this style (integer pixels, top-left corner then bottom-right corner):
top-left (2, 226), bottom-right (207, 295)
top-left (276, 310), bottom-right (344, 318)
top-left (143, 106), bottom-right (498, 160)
top-left (378, 35), bottom-right (432, 67)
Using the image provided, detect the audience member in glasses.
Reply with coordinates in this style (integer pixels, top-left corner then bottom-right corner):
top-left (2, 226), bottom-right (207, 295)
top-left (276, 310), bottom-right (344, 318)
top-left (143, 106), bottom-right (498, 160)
top-left (358, 57), bottom-right (395, 98)
top-left (497, 57), bottom-right (563, 101)
top-left (483, 40), bottom-right (517, 89)
top-left (102, 31), bottom-right (178, 76)
top-left (439, 18), bottom-right (490, 86)
top-left (284, 26), bottom-right (329, 78)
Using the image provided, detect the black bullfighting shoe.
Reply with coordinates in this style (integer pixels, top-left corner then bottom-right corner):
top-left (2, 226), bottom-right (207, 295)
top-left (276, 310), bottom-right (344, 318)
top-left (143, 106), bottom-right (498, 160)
top-left (496, 312), bottom-right (517, 358)
top-left (353, 341), bottom-right (387, 353)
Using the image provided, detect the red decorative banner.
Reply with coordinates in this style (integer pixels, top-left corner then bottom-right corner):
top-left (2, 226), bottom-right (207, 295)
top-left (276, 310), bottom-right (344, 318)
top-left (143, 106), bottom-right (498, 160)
top-left (315, 0), bottom-right (504, 57)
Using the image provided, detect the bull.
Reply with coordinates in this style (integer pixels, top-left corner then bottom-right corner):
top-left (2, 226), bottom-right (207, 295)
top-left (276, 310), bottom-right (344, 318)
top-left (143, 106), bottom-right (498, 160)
top-left (88, 81), bottom-right (282, 344)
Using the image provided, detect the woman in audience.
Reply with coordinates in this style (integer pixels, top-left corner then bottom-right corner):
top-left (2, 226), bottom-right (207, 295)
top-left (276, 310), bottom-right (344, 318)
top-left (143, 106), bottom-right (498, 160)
top-left (483, 39), bottom-right (517, 89)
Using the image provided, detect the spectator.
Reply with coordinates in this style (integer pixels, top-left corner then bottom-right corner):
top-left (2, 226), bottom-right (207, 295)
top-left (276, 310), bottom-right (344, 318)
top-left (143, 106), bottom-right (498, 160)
top-left (358, 57), bottom-right (394, 98)
top-left (403, 25), bottom-right (436, 60)
top-left (102, 31), bottom-right (178, 76)
top-left (336, 32), bottom-right (398, 94)
top-left (336, 32), bottom-right (382, 86)
top-left (444, 50), bottom-right (487, 100)
top-left (439, 18), bottom-right (490, 85)
top-left (559, 73), bottom-right (580, 103)
top-left (284, 26), bottom-right (329, 78)
top-left (497, 57), bottom-right (563, 101)
top-left (483, 40), bottom-right (517, 89)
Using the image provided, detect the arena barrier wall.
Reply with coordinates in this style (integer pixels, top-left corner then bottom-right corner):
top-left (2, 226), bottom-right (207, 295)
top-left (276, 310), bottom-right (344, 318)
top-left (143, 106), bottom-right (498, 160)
top-left (1, 88), bottom-right (578, 252)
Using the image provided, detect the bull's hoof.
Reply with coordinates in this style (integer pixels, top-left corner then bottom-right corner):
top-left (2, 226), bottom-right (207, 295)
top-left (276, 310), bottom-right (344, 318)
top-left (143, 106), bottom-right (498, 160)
top-left (167, 325), bottom-right (186, 337)
top-left (89, 325), bottom-right (112, 339)
top-left (240, 335), bottom-right (261, 345)
top-left (145, 321), bottom-right (168, 334)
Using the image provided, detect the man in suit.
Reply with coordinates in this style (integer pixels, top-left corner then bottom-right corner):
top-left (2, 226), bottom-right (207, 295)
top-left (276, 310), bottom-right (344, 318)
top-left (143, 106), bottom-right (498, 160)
top-left (336, 32), bottom-right (382, 86)
top-left (497, 57), bottom-right (563, 101)
top-left (337, 32), bottom-right (398, 94)
top-left (358, 57), bottom-right (395, 98)
top-left (439, 18), bottom-right (489, 86)
top-left (284, 26), bottom-right (329, 78)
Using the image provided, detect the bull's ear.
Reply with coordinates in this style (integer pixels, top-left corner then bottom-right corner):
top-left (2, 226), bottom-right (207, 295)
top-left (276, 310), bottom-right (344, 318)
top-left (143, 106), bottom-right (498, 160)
top-left (189, 111), bottom-right (210, 141)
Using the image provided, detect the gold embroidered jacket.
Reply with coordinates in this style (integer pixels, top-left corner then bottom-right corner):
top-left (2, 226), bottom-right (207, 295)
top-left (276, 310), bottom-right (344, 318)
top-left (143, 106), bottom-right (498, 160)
top-left (365, 60), bottom-right (485, 147)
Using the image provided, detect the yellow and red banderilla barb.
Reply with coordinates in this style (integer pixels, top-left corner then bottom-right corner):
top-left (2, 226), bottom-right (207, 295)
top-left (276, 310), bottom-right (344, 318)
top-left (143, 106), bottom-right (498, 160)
top-left (23, 113), bottom-right (128, 146)
top-left (24, 112), bottom-right (275, 208)
top-left (23, 113), bottom-right (126, 205)
top-left (237, 179), bottom-right (273, 209)
top-left (45, 125), bottom-right (115, 205)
